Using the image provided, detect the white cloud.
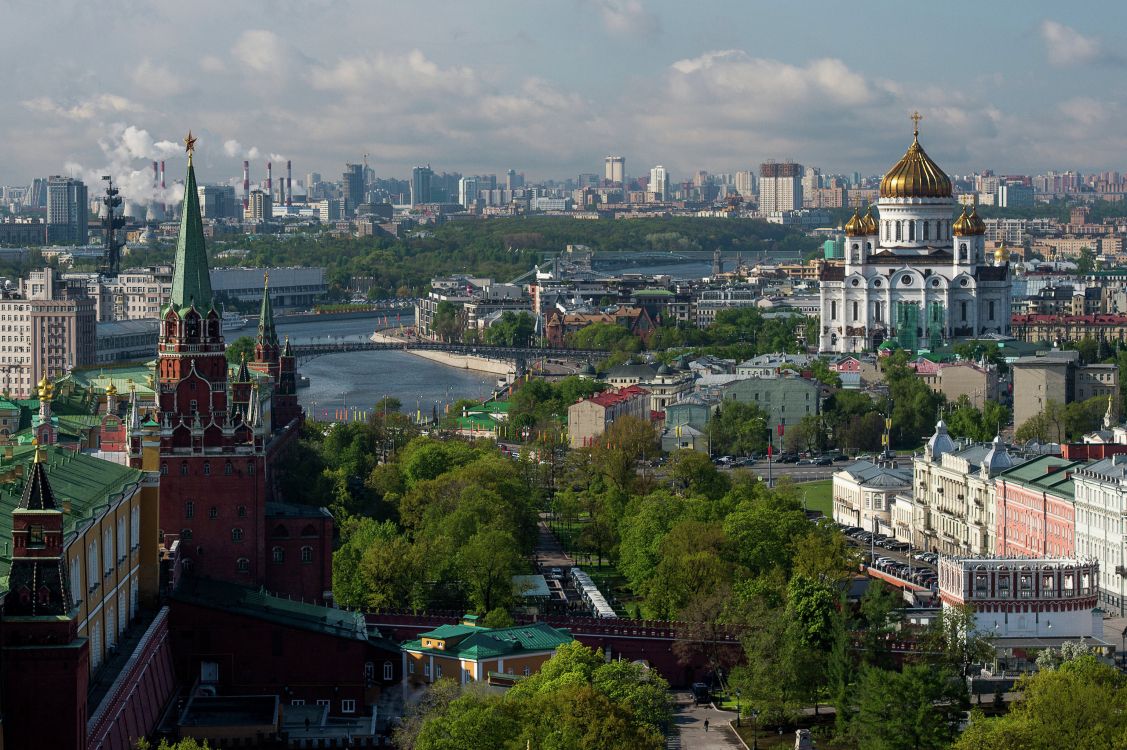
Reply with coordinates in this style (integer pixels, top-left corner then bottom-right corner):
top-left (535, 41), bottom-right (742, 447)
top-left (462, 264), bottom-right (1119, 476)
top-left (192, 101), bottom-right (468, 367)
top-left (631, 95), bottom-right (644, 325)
top-left (131, 59), bottom-right (184, 97)
top-left (223, 139), bottom-right (260, 159)
top-left (199, 55), bottom-right (225, 74)
top-left (589, 0), bottom-right (659, 37)
top-left (1040, 20), bottom-right (1103, 67)
top-left (309, 49), bottom-right (479, 94)
top-left (22, 93), bottom-right (141, 121)
top-left (232, 29), bottom-right (290, 74)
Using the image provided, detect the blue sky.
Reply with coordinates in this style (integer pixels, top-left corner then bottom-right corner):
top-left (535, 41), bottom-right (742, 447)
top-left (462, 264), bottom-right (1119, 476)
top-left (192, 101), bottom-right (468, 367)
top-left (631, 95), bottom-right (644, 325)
top-left (2, 0), bottom-right (1126, 202)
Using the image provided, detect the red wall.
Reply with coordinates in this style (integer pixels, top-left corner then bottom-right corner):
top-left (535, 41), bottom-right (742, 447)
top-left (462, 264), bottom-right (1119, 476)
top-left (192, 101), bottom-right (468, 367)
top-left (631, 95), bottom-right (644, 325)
top-left (995, 479), bottom-right (1076, 558)
top-left (262, 512), bottom-right (334, 604)
top-left (2, 620), bottom-right (90, 750)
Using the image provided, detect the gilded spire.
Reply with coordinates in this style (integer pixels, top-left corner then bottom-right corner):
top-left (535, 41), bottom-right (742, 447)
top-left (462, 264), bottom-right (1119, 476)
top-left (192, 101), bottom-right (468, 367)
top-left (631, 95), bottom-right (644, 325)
top-left (169, 136), bottom-right (214, 311)
top-left (911, 110), bottom-right (922, 139)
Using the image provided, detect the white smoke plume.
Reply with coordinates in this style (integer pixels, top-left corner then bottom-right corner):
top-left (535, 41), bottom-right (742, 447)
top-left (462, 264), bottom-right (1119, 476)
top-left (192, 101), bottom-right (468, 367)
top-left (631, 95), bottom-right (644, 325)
top-left (62, 124), bottom-right (187, 214)
top-left (269, 153), bottom-right (287, 163)
top-left (223, 138), bottom-right (260, 160)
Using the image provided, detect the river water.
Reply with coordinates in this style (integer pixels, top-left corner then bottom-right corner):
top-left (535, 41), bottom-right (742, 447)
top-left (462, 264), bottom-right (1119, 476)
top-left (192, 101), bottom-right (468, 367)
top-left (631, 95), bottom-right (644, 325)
top-left (270, 314), bottom-right (494, 422)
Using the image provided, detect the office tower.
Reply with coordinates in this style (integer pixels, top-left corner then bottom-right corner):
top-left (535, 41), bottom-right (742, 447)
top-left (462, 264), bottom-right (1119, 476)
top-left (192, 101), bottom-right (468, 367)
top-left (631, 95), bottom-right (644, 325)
top-left (28, 178), bottom-right (48, 208)
top-left (758, 162), bottom-right (803, 213)
top-left (197, 184), bottom-right (239, 219)
top-left (342, 163), bottom-right (364, 215)
top-left (649, 165), bottom-right (670, 201)
top-left (605, 156), bottom-right (625, 186)
top-left (459, 176), bottom-right (479, 208)
top-left (411, 166), bottom-right (433, 206)
top-left (46, 176), bottom-right (88, 245)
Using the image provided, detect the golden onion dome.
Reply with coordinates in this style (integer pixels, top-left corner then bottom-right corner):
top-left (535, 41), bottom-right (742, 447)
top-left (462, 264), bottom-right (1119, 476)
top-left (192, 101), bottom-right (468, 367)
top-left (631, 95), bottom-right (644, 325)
top-left (952, 206), bottom-right (975, 236)
top-left (969, 206), bottom-right (987, 235)
top-left (994, 244), bottom-right (1008, 264)
top-left (843, 209), bottom-right (864, 236)
top-left (860, 206), bottom-right (878, 235)
top-left (106, 382), bottom-right (118, 397)
top-left (879, 115), bottom-right (952, 199)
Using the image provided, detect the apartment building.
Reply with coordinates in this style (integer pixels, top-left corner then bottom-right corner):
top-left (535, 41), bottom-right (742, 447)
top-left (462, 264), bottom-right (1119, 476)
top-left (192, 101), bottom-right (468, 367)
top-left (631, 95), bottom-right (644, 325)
top-left (567, 385), bottom-right (649, 449)
top-left (1072, 455), bottom-right (1127, 614)
top-left (1012, 349), bottom-right (1119, 433)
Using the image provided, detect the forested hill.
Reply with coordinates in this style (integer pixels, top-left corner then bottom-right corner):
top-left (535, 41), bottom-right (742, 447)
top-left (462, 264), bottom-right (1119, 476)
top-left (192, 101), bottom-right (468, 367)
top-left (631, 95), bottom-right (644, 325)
top-left (115, 216), bottom-right (816, 300)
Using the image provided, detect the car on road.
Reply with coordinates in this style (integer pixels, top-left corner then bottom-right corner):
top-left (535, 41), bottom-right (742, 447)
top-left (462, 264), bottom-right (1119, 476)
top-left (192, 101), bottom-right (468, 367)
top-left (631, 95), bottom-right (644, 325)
top-left (814, 456), bottom-right (834, 466)
top-left (549, 567), bottom-right (563, 579)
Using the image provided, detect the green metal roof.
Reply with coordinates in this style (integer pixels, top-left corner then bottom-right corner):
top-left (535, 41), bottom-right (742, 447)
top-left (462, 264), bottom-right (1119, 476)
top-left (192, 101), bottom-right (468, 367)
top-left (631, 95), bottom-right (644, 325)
top-left (403, 620), bottom-right (573, 661)
top-left (169, 156), bottom-right (215, 311)
top-left (998, 455), bottom-right (1082, 500)
top-left (0, 445), bottom-right (144, 591)
top-left (172, 576), bottom-right (385, 644)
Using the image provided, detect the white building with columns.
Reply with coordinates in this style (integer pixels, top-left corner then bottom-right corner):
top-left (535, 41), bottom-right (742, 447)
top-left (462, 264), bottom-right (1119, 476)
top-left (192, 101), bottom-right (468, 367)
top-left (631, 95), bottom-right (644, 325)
top-left (819, 116), bottom-right (1012, 353)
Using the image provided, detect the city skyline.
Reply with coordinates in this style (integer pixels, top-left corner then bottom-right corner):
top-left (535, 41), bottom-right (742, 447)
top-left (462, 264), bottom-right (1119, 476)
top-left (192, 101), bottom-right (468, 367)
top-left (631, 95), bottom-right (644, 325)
top-left (5, 1), bottom-right (1127, 196)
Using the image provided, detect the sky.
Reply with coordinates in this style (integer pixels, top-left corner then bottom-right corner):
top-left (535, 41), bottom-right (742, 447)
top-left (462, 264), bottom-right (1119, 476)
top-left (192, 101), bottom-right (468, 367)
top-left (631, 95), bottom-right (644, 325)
top-left (3, 0), bottom-right (1127, 204)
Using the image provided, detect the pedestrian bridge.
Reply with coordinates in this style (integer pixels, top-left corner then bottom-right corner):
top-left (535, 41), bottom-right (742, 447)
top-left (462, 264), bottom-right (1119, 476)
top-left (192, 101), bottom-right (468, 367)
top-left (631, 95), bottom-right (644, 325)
top-left (290, 340), bottom-right (604, 363)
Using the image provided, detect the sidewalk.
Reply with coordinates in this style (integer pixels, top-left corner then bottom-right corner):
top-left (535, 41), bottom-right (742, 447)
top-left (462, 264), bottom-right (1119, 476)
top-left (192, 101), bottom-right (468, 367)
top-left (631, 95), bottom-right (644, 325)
top-left (669, 692), bottom-right (743, 749)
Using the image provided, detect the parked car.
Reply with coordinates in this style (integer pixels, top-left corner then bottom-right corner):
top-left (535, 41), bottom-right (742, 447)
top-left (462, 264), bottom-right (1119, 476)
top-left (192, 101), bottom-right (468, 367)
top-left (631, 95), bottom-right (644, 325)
top-left (815, 456), bottom-right (834, 466)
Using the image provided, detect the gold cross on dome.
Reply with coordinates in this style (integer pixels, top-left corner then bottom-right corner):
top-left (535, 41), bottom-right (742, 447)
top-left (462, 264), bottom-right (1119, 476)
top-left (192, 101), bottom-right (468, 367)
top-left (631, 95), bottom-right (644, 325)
top-left (911, 111), bottom-right (922, 137)
top-left (183, 130), bottom-right (197, 155)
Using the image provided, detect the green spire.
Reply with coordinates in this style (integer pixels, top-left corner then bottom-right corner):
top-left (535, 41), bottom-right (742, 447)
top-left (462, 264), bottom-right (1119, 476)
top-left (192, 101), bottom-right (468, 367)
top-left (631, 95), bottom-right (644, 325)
top-left (257, 272), bottom-right (278, 348)
top-left (169, 149), bottom-right (213, 311)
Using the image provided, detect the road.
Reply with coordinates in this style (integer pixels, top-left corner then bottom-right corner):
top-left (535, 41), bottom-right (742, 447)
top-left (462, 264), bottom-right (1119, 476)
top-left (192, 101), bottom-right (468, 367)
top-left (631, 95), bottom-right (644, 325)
top-left (668, 692), bottom-right (742, 749)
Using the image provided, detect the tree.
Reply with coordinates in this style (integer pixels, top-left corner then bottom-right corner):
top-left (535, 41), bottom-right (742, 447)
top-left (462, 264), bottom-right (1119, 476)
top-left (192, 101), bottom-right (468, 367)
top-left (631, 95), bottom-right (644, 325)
top-left (946, 396), bottom-right (1011, 442)
top-left (225, 335), bottom-right (255, 364)
top-left (484, 311), bottom-right (536, 347)
top-left (668, 449), bottom-right (730, 499)
top-left (919, 603), bottom-right (995, 677)
top-left (708, 401), bottom-right (769, 457)
top-left (433, 300), bottom-right (462, 342)
top-left (373, 396), bottom-right (402, 413)
top-left (954, 655), bottom-right (1127, 750)
top-left (458, 528), bottom-right (522, 613)
top-left (1076, 246), bottom-right (1097, 274)
top-left (852, 664), bottom-right (967, 750)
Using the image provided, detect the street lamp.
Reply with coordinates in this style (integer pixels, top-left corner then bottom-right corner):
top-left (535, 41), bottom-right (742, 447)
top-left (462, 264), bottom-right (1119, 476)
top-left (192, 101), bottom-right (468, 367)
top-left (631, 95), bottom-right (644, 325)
top-left (750, 708), bottom-right (760, 750)
top-left (735, 689), bottom-right (741, 728)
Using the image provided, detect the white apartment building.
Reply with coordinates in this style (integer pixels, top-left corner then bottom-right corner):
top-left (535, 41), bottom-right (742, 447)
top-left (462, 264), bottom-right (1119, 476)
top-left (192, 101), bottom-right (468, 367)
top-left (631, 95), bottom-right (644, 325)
top-left (649, 165), bottom-right (669, 201)
top-left (758, 162), bottom-right (802, 213)
top-left (1072, 455), bottom-right (1127, 615)
top-left (907, 423), bottom-right (1020, 556)
top-left (0, 268), bottom-right (96, 397)
top-left (832, 458), bottom-right (912, 535)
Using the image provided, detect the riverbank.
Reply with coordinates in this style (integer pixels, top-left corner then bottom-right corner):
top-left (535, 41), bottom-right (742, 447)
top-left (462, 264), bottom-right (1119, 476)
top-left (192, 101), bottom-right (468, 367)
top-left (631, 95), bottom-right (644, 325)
top-left (369, 330), bottom-right (515, 376)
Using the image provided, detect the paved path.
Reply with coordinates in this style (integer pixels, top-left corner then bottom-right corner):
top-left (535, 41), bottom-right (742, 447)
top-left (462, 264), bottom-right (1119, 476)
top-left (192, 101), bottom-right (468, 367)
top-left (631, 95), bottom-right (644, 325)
top-left (669, 692), bottom-right (743, 749)
top-left (534, 515), bottom-right (573, 570)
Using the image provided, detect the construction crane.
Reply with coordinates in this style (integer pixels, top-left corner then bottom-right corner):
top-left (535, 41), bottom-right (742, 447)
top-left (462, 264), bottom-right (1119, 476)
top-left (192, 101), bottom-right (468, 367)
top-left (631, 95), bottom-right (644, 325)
top-left (100, 175), bottom-right (124, 277)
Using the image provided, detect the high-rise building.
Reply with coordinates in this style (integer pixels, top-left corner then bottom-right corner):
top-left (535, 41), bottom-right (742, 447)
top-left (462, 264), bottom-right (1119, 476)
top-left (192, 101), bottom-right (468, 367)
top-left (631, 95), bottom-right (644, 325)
top-left (342, 163), bottom-right (364, 215)
top-left (458, 176), bottom-right (479, 208)
top-left (505, 169), bottom-right (524, 191)
top-left (197, 184), bottom-right (239, 219)
top-left (758, 162), bottom-right (803, 213)
top-left (997, 182), bottom-right (1034, 209)
top-left (245, 189), bottom-right (272, 221)
top-left (734, 170), bottom-right (756, 197)
top-left (28, 177), bottom-right (48, 208)
top-left (605, 156), bottom-right (625, 185)
top-left (649, 165), bottom-right (669, 201)
top-left (411, 165), bottom-right (433, 205)
top-left (46, 176), bottom-right (88, 245)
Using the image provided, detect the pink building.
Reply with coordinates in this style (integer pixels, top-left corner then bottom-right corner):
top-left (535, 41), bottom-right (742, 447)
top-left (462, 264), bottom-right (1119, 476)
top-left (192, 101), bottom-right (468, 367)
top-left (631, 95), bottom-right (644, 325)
top-left (994, 455), bottom-right (1083, 558)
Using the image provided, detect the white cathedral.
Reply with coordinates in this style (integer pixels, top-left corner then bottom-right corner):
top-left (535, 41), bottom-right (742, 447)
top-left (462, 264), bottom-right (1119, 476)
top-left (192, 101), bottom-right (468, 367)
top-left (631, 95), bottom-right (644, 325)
top-left (818, 117), bottom-right (1012, 354)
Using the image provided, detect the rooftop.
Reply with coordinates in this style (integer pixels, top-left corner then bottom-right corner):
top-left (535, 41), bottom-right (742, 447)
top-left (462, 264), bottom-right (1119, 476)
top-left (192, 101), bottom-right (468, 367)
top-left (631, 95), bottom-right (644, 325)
top-left (404, 618), bottom-right (573, 661)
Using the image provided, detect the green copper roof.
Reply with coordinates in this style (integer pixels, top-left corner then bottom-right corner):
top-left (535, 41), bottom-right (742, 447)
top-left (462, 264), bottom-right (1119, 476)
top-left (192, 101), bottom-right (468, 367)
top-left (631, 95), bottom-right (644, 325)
top-left (169, 156), bottom-right (214, 311)
top-left (403, 621), bottom-right (573, 661)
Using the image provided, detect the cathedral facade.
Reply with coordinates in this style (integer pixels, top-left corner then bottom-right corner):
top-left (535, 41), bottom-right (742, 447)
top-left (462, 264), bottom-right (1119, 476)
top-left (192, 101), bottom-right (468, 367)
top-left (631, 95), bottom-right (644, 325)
top-left (818, 119), bottom-right (1012, 353)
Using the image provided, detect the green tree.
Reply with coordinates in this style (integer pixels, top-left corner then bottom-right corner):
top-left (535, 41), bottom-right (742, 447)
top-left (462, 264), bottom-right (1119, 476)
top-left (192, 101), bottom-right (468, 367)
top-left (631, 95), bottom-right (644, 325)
top-left (1076, 246), bottom-right (1097, 273)
top-left (668, 449), bottom-right (730, 499)
top-left (224, 335), bottom-right (255, 364)
top-left (484, 311), bottom-right (536, 347)
top-left (708, 401), bottom-right (769, 457)
top-left (458, 528), bottom-right (522, 613)
top-left (919, 603), bottom-right (996, 677)
top-left (853, 664), bottom-right (967, 750)
top-left (433, 300), bottom-right (462, 342)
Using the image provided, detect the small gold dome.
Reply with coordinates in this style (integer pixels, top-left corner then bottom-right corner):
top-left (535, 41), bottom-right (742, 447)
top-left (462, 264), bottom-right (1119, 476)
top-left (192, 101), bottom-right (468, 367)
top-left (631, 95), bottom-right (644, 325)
top-left (994, 244), bottom-right (1008, 264)
top-left (860, 206), bottom-right (878, 235)
top-left (37, 375), bottom-right (53, 402)
top-left (952, 206), bottom-right (975, 236)
top-left (844, 210), bottom-right (864, 236)
top-left (879, 119), bottom-right (952, 199)
top-left (969, 206), bottom-right (987, 235)
top-left (106, 382), bottom-right (118, 397)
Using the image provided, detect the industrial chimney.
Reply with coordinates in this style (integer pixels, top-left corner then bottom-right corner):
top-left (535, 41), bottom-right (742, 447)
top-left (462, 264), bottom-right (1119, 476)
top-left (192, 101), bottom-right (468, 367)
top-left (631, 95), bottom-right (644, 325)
top-left (266, 161), bottom-right (273, 202)
top-left (243, 160), bottom-right (250, 211)
top-left (286, 160), bottom-right (293, 206)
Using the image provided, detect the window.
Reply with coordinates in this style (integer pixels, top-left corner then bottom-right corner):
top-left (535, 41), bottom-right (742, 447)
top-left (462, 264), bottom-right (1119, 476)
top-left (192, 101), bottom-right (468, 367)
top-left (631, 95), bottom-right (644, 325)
top-left (181, 528), bottom-right (193, 540)
top-left (365, 662), bottom-right (375, 680)
top-left (180, 462), bottom-right (188, 476)
top-left (291, 699), bottom-right (305, 707)
top-left (424, 661), bottom-right (431, 677)
top-left (961, 301), bottom-right (967, 321)
top-left (831, 301), bottom-right (837, 320)
top-left (895, 221), bottom-right (902, 241)
top-left (316, 700), bottom-right (330, 707)
top-left (208, 506), bottom-right (218, 520)
top-left (117, 517), bottom-right (126, 560)
top-left (189, 399), bottom-right (198, 414)
top-left (341, 700), bottom-right (356, 714)
top-left (237, 505), bottom-right (247, 518)
top-left (384, 661), bottom-right (393, 681)
top-left (522, 666), bottom-right (531, 677)
top-left (409, 661), bottom-right (416, 674)
top-left (436, 665), bottom-right (443, 678)
top-left (908, 221), bottom-right (915, 241)
top-left (224, 461), bottom-right (233, 476)
top-left (87, 541), bottom-right (99, 590)
top-left (202, 462), bottom-right (210, 476)
top-left (231, 527), bottom-right (244, 542)
top-left (923, 221), bottom-right (930, 240)
top-left (272, 546), bottom-right (284, 563)
top-left (70, 555), bottom-right (81, 600)
top-left (161, 463), bottom-right (168, 476)
top-left (28, 524), bottom-right (44, 548)
top-left (301, 546), bottom-right (313, 563)
top-left (989, 301), bottom-right (995, 320)
top-left (236, 557), bottom-right (249, 573)
top-left (104, 528), bottom-right (113, 573)
top-left (247, 461), bottom-right (256, 475)
top-left (131, 507), bottom-right (140, 550)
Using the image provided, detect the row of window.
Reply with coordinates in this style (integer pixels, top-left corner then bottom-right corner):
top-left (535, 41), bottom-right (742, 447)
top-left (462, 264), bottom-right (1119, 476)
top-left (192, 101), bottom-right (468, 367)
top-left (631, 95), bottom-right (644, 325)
top-left (83, 507), bottom-right (142, 592)
top-left (185, 501), bottom-right (248, 519)
top-left (290, 699), bottom-right (357, 713)
top-left (163, 461), bottom-right (254, 476)
top-left (884, 219), bottom-right (950, 243)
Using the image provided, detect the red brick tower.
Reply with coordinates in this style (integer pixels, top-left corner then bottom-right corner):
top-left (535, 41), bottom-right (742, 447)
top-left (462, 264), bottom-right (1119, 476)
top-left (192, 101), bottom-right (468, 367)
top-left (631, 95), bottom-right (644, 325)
top-left (150, 135), bottom-right (267, 584)
top-left (248, 273), bottom-right (280, 382)
top-left (2, 446), bottom-right (90, 750)
top-left (274, 335), bottom-right (301, 429)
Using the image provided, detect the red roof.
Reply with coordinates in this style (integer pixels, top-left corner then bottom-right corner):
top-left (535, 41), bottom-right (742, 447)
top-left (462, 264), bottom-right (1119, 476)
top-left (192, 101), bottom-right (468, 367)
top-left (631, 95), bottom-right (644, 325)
top-left (585, 385), bottom-right (649, 408)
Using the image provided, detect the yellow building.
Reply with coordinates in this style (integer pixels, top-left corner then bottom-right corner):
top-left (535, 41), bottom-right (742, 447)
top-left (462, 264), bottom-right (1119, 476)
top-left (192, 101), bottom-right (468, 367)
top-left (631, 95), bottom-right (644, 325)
top-left (402, 615), bottom-right (573, 687)
top-left (0, 441), bottom-right (158, 674)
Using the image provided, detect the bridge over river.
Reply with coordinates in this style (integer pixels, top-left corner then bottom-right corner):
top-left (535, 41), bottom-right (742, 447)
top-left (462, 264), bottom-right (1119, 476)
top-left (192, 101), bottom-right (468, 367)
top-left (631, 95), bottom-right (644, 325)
top-left (291, 339), bottom-right (605, 364)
